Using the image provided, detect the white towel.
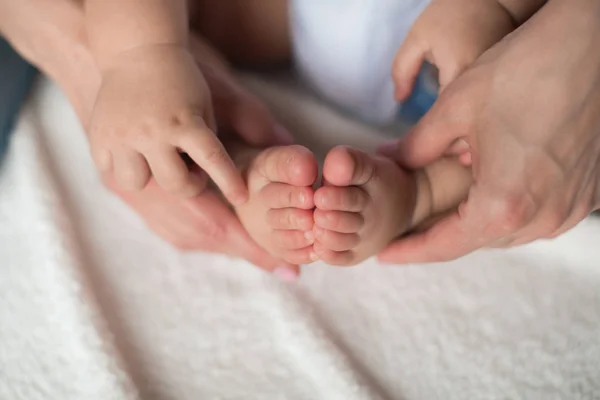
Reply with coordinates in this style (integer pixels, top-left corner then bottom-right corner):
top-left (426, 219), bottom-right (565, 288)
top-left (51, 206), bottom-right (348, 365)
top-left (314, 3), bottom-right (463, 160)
top-left (0, 76), bottom-right (599, 400)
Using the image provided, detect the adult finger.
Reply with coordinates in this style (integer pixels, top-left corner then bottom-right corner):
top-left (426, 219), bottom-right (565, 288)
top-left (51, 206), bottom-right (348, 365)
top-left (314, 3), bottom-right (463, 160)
top-left (377, 210), bottom-right (483, 264)
top-left (176, 120), bottom-right (248, 205)
top-left (393, 90), bottom-right (471, 168)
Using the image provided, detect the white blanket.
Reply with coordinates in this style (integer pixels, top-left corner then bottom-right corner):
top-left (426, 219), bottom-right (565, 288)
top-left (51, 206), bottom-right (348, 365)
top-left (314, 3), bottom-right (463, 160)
top-left (1, 76), bottom-right (599, 400)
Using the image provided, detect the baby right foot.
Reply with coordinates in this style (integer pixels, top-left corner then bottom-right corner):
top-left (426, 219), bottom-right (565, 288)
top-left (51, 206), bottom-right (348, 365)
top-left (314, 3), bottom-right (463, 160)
top-left (234, 145), bottom-right (319, 265)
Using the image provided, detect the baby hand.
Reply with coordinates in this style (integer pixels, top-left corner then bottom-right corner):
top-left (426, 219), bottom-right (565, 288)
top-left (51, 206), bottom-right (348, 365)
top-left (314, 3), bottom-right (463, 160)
top-left (393, 0), bottom-right (515, 100)
top-left (88, 44), bottom-right (247, 204)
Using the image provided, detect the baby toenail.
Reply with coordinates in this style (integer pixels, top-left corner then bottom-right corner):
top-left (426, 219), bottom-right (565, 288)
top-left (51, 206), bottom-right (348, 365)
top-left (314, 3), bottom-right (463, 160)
top-left (305, 231), bottom-right (315, 242)
top-left (309, 252), bottom-right (319, 262)
top-left (299, 192), bottom-right (306, 205)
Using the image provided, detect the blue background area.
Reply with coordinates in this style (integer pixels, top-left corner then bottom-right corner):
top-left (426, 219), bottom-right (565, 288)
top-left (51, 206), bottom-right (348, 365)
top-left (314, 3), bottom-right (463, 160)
top-left (398, 63), bottom-right (438, 125)
top-left (0, 38), bottom-right (38, 166)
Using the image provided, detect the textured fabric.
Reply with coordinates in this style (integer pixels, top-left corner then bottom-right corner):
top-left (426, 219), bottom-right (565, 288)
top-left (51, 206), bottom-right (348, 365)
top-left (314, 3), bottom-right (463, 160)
top-left (0, 38), bottom-right (37, 167)
top-left (0, 77), bottom-right (599, 400)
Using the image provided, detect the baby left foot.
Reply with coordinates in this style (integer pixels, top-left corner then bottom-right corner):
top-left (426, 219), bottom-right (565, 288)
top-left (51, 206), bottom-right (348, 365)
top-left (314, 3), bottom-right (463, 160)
top-left (313, 146), bottom-right (419, 266)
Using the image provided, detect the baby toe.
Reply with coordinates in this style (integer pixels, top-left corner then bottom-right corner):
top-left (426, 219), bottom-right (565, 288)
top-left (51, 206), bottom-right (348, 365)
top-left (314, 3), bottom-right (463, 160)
top-left (260, 183), bottom-right (315, 209)
top-left (267, 208), bottom-right (314, 231)
top-left (322, 146), bottom-right (374, 187)
top-left (257, 145), bottom-right (318, 186)
top-left (273, 230), bottom-right (315, 250)
top-left (313, 243), bottom-right (355, 267)
top-left (281, 247), bottom-right (318, 265)
top-left (314, 186), bottom-right (369, 212)
top-left (314, 210), bottom-right (364, 233)
top-left (314, 227), bottom-right (360, 252)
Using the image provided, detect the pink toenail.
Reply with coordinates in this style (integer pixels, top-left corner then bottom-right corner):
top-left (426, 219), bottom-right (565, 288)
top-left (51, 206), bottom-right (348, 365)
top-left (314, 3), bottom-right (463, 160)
top-left (309, 252), bottom-right (319, 262)
top-left (299, 192), bottom-right (306, 205)
top-left (305, 231), bottom-right (315, 242)
top-left (273, 266), bottom-right (299, 282)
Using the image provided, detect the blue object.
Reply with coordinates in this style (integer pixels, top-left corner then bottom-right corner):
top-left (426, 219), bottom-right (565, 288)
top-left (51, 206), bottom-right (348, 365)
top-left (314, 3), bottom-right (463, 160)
top-left (0, 37), bottom-right (38, 166)
top-left (398, 62), bottom-right (438, 124)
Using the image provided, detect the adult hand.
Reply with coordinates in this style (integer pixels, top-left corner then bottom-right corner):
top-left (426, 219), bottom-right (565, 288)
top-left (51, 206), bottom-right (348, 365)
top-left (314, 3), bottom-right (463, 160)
top-left (1, 0), bottom-right (296, 273)
top-left (379, 0), bottom-right (600, 263)
top-left (107, 34), bottom-right (296, 273)
top-left (103, 175), bottom-right (291, 271)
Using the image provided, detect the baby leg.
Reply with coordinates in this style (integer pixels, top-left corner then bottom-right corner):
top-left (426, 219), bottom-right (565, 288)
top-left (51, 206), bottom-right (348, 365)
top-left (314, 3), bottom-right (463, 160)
top-left (313, 146), bottom-right (471, 266)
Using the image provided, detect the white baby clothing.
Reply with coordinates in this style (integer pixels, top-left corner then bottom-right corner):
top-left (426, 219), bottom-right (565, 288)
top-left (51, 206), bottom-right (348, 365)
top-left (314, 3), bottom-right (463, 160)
top-left (290, 0), bottom-right (430, 125)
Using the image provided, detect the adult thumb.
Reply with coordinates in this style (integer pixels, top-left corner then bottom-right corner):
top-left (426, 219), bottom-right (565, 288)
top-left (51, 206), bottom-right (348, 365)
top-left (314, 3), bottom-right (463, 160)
top-left (379, 94), bottom-right (466, 168)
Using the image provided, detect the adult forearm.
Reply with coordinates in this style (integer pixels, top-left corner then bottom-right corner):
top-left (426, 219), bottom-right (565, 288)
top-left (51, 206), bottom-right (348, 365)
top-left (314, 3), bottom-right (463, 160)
top-left (0, 0), bottom-right (98, 124)
top-left (1, 0), bottom-right (82, 71)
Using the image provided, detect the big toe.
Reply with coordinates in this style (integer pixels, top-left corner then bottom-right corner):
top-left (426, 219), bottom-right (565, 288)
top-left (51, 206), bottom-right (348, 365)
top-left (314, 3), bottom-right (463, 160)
top-left (322, 146), bottom-right (374, 187)
top-left (257, 145), bottom-right (318, 186)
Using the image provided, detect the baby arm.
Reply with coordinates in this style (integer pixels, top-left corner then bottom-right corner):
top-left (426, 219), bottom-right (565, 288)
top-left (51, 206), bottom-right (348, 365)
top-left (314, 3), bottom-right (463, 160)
top-left (394, 0), bottom-right (548, 99)
top-left (85, 0), bottom-right (247, 204)
top-left (393, 0), bottom-right (513, 99)
top-left (85, 0), bottom-right (189, 69)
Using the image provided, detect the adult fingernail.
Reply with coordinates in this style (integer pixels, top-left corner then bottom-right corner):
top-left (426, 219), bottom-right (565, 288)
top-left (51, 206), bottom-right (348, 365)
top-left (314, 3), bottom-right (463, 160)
top-left (273, 266), bottom-right (299, 282)
top-left (274, 123), bottom-right (294, 145)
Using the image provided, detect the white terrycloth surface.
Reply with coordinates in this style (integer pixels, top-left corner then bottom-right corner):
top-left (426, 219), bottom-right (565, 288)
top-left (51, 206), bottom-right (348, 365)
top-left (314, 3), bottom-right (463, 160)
top-left (1, 76), bottom-right (600, 400)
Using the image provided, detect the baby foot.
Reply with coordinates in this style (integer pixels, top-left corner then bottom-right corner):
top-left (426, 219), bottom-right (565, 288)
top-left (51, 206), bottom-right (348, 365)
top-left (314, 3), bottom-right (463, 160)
top-left (235, 145), bottom-right (319, 265)
top-left (313, 146), bottom-right (419, 266)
